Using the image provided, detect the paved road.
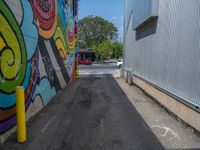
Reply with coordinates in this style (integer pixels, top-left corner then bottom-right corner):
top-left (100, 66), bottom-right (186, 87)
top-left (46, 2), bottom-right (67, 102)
top-left (1, 71), bottom-right (164, 150)
top-left (79, 64), bottom-right (118, 76)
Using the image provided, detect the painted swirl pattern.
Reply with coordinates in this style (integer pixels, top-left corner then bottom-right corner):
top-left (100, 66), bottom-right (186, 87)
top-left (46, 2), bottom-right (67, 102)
top-left (30, 0), bottom-right (58, 39)
top-left (0, 0), bottom-right (78, 135)
top-left (0, 1), bottom-right (26, 93)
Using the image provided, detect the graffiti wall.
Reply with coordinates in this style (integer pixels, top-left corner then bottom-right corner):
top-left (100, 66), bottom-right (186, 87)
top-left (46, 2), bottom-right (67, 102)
top-left (0, 0), bottom-right (78, 134)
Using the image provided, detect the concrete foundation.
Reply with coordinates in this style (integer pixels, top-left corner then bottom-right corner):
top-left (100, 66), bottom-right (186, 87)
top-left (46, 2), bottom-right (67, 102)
top-left (123, 70), bottom-right (200, 133)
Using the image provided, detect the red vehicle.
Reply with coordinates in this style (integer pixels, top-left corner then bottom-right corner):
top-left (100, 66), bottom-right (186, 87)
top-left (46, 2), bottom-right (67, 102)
top-left (79, 59), bottom-right (92, 65)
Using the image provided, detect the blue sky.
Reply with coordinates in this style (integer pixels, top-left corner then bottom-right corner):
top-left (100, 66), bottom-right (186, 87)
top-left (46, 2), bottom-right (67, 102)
top-left (78, 0), bottom-right (124, 39)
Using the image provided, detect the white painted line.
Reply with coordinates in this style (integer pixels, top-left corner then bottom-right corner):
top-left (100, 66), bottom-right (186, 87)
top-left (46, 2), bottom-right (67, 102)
top-left (41, 116), bottom-right (57, 133)
top-left (151, 124), bottom-right (180, 139)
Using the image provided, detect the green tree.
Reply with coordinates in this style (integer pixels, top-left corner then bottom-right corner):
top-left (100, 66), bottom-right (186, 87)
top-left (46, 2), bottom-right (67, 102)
top-left (98, 40), bottom-right (113, 59)
top-left (112, 42), bottom-right (123, 59)
top-left (78, 16), bottom-right (118, 60)
top-left (95, 40), bottom-right (123, 59)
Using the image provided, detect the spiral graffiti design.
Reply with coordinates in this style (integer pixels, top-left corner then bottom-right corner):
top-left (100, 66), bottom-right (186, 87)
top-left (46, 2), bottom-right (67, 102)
top-left (30, 0), bottom-right (57, 39)
top-left (0, 1), bottom-right (27, 93)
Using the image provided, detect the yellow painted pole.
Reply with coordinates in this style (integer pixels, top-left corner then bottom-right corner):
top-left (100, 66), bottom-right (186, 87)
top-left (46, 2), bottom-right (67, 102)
top-left (75, 63), bottom-right (79, 79)
top-left (16, 86), bottom-right (26, 143)
top-left (74, 60), bottom-right (79, 79)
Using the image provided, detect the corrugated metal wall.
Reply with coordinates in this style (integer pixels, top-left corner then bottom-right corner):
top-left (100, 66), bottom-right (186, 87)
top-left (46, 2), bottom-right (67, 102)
top-left (132, 0), bottom-right (158, 29)
top-left (124, 0), bottom-right (200, 110)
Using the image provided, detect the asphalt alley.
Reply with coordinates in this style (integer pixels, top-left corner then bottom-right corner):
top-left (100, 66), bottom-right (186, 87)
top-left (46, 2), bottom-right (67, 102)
top-left (1, 75), bottom-right (164, 150)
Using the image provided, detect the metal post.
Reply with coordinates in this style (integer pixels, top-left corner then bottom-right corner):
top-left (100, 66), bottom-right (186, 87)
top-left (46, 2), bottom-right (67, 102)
top-left (75, 63), bottom-right (79, 79)
top-left (16, 86), bottom-right (26, 143)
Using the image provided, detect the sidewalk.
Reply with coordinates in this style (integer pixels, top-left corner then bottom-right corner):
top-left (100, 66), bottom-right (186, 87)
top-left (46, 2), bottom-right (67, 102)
top-left (115, 77), bottom-right (200, 149)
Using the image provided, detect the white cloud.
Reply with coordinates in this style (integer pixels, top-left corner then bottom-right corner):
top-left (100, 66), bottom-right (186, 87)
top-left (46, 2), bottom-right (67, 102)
top-left (111, 16), bottom-right (118, 20)
top-left (119, 16), bottom-right (124, 19)
top-left (111, 16), bottom-right (124, 20)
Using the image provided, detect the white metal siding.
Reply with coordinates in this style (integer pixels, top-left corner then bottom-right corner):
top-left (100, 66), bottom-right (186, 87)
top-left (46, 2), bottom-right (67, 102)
top-left (132, 0), bottom-right (159, 29)
top-left (124, 0), bottom-right (200, 109)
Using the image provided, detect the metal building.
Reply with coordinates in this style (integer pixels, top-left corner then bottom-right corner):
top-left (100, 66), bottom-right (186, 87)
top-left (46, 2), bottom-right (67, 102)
top-left (124, 0), bottom-right (200, 112)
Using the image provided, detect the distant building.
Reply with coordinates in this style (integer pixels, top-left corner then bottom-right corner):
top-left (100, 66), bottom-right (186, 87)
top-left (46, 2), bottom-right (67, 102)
top-left (79, 48), bottom-right (96, 61)
top-left (124, 0), bottom-right (200, 132)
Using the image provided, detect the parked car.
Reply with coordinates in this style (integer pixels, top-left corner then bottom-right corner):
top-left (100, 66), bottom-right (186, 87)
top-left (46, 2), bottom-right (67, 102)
top-left (117, 59), bottom-right (123, 68)
top-left (79, 59), bottom-right (92, 65)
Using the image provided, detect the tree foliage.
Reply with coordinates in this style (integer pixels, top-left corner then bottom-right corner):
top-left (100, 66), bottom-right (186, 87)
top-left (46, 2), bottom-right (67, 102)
top-left (78, 16), bottom-right (118, 49)
top-left (112, 42), bottom-right (123, 59)
top-left (97, 40), bottom-right (123, 59)
top-left (98, 40), bottom-right (113, 59)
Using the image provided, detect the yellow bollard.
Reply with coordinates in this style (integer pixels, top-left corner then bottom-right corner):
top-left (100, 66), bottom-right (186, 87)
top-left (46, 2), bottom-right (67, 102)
top-left (75, 61), bottom-right (79, 79)
top-left (75, 67), bottom-right (79, 79)
top-left (16, 86), bottom-right (26, 143)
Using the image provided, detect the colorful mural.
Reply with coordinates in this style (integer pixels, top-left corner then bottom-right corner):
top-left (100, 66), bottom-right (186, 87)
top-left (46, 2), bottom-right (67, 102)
top-left (0, 0), bottom-right (78, 134)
